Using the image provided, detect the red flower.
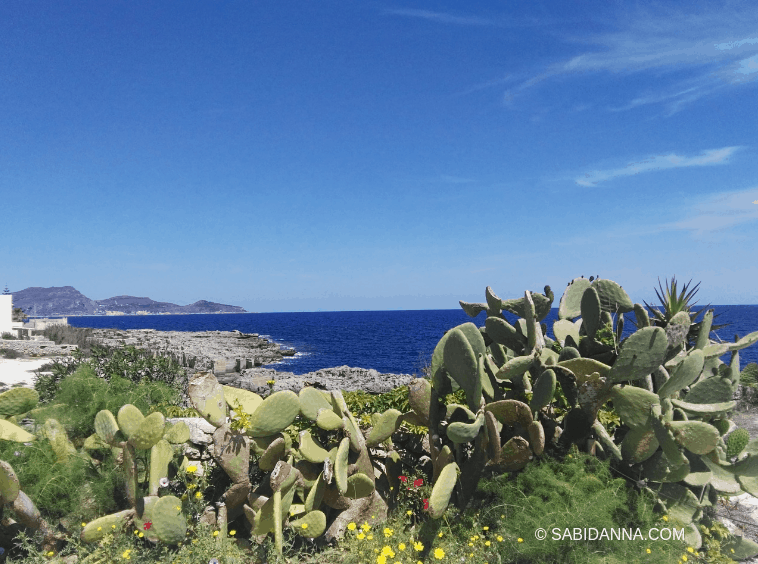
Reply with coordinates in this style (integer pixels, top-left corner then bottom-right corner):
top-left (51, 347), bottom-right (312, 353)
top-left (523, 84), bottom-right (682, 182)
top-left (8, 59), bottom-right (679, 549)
top-left (144, 521), bottom-right (152, 530)
top-left (413, 478), bottom-right (423, 488)
top-left (423, 499), bottom-right (429, 510)
top-left (399, 476), bottom-right (407, 483)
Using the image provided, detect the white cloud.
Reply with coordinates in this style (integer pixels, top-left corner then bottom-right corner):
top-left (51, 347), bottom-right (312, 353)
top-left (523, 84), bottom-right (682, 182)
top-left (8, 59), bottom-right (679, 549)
top-left (660, 186), bottom-right (758, 235)
top-left (502, 4), bottom-right (758, 113)
top-left (575, 147), bottom-right (740, 186)
top-left (382, 9), bottom-right (496, 27)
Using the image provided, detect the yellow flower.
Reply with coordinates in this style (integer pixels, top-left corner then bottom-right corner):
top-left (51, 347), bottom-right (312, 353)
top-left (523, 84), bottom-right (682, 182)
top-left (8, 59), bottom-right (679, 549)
top-left (485, 541), bottom-right (491, 547)
top-left (82, 522), bottom-right (87, 527)
top-left (377, 556), bottom-right (387, 564)
top-left (229, 530), bottom-right (236, 536)
top-left (192, 539), bottom-right (198, 544)
top-left (302, 523), bottom-right (309, 530)
top-left (195, 492), bottom-right (202, 499)
top-left (361, 523), bottom-right (371, 532)
top-left (483, 526), bottom-right (489, 531)
top-left (138, 532), bottom-right (144, 538)
top-left (47, 552), bottom-right (54, 557)
top-left (213, 531), bottom-right (219, 537)
top-left (407, 510), bottom-right (413, 515)
top-left (646, 549), bottom-right (652, 554)
top-left (381, 546), bottom-right (394, 557)
top-left (468, 543), bottom-right (474, 547)
top-left (682, 557), bottom-right (688, 562)
top-left (367, 534), bottom-right (374, 540)
top-left (398, 543), bottom-right (406, 551)
top-left (434, 548), bottom-right (445, 559)
top-left (357, 533), bottom-right (366, 540)
top-left (383, 527), bottom-right (394, 537)
top-left (187, 483), bottom-right (196, 490)
top-left (98, 526), bottom-right (102, 531)
top-left (662, 515), bottom-right (669, 522)
top-left (438, 532), bottom-right (443, 538)
top-left (517, 538), bottom-right (523, 543)
top-left (500, 515), bottom-right (505, 519)
top-left (687, 547), bottom-right (695, 553)
top-left (112, 525), bottom-right (116, 529)
top-left (414, 541), bottom-right (424, 551)
top-left (122, 549), bottom-right (132, 559)
top-left (348, 522), bottom-right (357, 531)
top-left (186, 465), bottom-right (197, 474)
top-left (134, 530), bottom-right (139, 535)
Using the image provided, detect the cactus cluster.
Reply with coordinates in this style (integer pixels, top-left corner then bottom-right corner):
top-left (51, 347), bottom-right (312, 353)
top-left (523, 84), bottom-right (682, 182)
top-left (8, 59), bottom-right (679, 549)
top-left (435, 277), bottom-right (758, 553)
top-left (2, 275), bottom-right (757, 560)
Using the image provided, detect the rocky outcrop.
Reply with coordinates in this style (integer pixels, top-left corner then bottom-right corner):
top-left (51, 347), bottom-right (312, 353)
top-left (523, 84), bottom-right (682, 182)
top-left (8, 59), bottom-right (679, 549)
top-left (0, 339), bottom-right (79, 356)
top-left (88, 328), bottom-right (291, 371)
top-left (217, 365), bottom-right (417, 396)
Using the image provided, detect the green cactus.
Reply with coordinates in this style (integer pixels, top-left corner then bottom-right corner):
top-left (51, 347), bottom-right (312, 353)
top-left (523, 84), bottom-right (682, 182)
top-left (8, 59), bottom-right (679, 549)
top-left (151, 495), bottom-right (187, 545)
top-left (80, 509), bottom-right (135, 543)
top-left (129, 411), bottom-right (166, 450)
top-left (117, 404), bottom-right (145, 439)
top-left (607, 327), bottom-right (668, 384)
top-left (148, 439), bottom-right (174, 495)
top-left (530, 369), bottom-right (556, 414)
top-left (428, 461), bottom-right (459, 519)
top-left (95, 409), bottom-right (121, 445)
top-left (591, 278), bottom-right (634, 314)
top-left (289, 509), bottom-right (327, 537)
top-left (581, 287), bottom-right (602, 340)
top-left (0, 418), bottom-right (36, 442)
top-left (188, 371), bottom-right (227, 427)
top-left (446, 413), bottom-right (485, 444)
top-left (0, 459), bottom-right (20, 504)
top-left (443, 327), bottom-right (483, 412)
top-left (0, 387), bottom-right (38, 416)
top-left (727, 428), bottom-right (750, 458)
top-left (365, 409), bottom-right (404, 447)
top-left (668, 420), bottom-right (720, 455)
top-left (316, 408), bottom-right (345, 431)
top-left (559, 277), bottom-right (592, 320)
top-left (334, 437), bottom-right (350, 495)
top-left (163, 420), bottom-right (190, 444)
top-left (245, 390), bottom-right (301, 437)
top-left (42, 418), bottom-right (76, 463)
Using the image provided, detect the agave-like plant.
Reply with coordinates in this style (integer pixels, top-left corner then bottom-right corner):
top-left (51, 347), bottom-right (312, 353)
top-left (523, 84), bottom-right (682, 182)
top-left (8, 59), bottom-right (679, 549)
top-left (643, 276), bottom-right (703, 324)
top-left (642, 276), bottom-right (730, 345)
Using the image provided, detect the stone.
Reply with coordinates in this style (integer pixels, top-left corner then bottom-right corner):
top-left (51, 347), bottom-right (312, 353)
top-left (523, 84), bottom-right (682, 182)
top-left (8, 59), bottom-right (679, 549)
top-left (167, 417), bottom-right (217, 445)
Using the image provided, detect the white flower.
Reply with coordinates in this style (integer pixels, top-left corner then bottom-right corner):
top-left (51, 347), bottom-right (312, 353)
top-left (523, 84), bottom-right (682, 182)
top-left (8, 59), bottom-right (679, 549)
top-left (159, 477), bottom-right (169, 488)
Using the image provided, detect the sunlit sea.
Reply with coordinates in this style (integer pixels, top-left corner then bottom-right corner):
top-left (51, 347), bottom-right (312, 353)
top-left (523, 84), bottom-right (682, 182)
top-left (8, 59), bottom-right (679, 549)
top-left (65, 307), bottom-right (758, 376)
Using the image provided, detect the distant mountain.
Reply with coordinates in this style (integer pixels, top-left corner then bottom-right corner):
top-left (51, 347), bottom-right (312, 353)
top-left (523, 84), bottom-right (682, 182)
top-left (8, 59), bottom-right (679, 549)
top-left (11, 286), bottom-right (247, 316)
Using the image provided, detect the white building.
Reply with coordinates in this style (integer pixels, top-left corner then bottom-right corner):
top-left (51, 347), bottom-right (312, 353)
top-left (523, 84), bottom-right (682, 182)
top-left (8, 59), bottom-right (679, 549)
top-left (0, 294), bottom-right (12, 337)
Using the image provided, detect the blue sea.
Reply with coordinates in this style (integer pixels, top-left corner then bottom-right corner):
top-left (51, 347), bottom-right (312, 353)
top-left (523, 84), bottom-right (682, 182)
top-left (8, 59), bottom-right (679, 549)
top-left (67, 306), bottom-right (758, 376)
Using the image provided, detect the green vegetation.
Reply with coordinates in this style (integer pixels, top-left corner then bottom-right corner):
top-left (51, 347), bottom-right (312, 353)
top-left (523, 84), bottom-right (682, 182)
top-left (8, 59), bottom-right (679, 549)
top-left (1, 347), bottom-right (21, 359)
top-left (1, 275), bottom-right (756, 563)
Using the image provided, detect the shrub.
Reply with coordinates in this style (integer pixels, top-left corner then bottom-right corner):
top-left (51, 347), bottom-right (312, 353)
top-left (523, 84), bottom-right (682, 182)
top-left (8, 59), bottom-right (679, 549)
top-left (1, 347), bottom-right (20, 359)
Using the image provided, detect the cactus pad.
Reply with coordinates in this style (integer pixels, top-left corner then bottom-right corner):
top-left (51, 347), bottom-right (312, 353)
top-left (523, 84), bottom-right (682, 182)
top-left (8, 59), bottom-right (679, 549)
top-left (0, 460), bottom-right (20, 504)
top-left (446, 413), bottom-right (485, 444)
top-left (298, 430), bottom-right (330, 463)
top-left (0, 387), bottom-right (38, 416)
top-left (289, 510), bottom-right (327, 537)
top-left (727, 429), bottom-right (750, 459)
top-left (259, 437), bottom-right (287, 471)
top-left (607, 327), bottom-right (668, 383)
top-left (94, 409), bottom-right (120, 445)
top-left (245, 390), bottom-right (301, 437)
top-left (0, 418), bottom-right (35, 442)
top-left (80, 509), bottom-right (135, 543)
top-left (620, 426), bottom-right (659, 464)
top-left (365, 409), bottom-right (404, 447)
top-left (148, 439), bottom-right (174, 496)
top-left (428, 461), bottom-right (460, 519)
top-left (334, 437), bottom-right (350, 495)
top-left (444, 327), bottom-right (483, 411)
top-left (668, 420), bottom-right (720, 455)
top-left (591, 278), bottom-right (634, 313)
top-left (188, 371), bottom-right (227, 427)
top-left (316, 408), bottom-right (345, 431)
top-left (129, 411), bottom-right (166, 450)
top-left (581, 287), bottom-right (602, 340)
top-left (485, 400), bottom-right (532, 428)
top-left (530, 369), bottom-right (556, 414)
top-left (151, 495), bottom-right (187, 545)
top-left (117, 404), bottom-right (145, 439)
top-left (345, 473), bottom-right (375, 499)
top-left (528, 420), bottom-right (545, 456)
top-left (223, 385), bottom-right (263, 415)
top-left (610, 385), bottom-right (660, 430)
top-left (163, 420), bottom-right (190, 444)
top-left (657, 349), bottom-right (705, 397)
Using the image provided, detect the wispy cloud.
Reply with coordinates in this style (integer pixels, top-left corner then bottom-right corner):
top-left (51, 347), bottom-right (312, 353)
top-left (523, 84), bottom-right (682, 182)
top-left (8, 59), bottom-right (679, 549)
top-left (382, 9), bottom-right (497, 27)
top-left (575, 147), bottom-right (741, 187)
top-left (660, 185), bottom-right (758, 235)
top-left (502, 4), bottom-right (758, 113)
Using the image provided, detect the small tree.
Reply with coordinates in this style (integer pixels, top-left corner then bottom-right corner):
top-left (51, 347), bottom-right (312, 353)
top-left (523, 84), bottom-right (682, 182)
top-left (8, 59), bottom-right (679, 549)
top-left (12, 307), bottom-right (28, 322)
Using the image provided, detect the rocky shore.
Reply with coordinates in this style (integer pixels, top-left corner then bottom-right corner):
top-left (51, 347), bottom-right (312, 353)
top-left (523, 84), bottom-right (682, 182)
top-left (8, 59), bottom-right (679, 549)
top-left (86, 328), bottom-right (417, 396)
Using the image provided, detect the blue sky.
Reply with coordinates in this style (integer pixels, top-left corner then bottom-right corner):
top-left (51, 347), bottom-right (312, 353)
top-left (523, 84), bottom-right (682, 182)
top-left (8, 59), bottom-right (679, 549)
top-left (2, 1), bottom-right (757, 312)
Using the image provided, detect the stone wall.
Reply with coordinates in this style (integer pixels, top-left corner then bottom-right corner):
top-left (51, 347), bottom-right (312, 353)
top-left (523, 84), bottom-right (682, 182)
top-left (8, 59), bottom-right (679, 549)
top-left (0, 339), bottom-right (78, 356)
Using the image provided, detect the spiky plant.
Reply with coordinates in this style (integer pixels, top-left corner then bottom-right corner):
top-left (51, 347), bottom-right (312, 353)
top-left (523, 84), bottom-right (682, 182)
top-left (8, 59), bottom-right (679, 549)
top-left (641, 276), bottom-right (729, 347)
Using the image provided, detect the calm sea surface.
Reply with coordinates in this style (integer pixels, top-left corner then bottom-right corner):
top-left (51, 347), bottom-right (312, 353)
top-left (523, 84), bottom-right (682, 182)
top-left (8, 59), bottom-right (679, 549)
top-left (67, 306), bottom-right (758, 376)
